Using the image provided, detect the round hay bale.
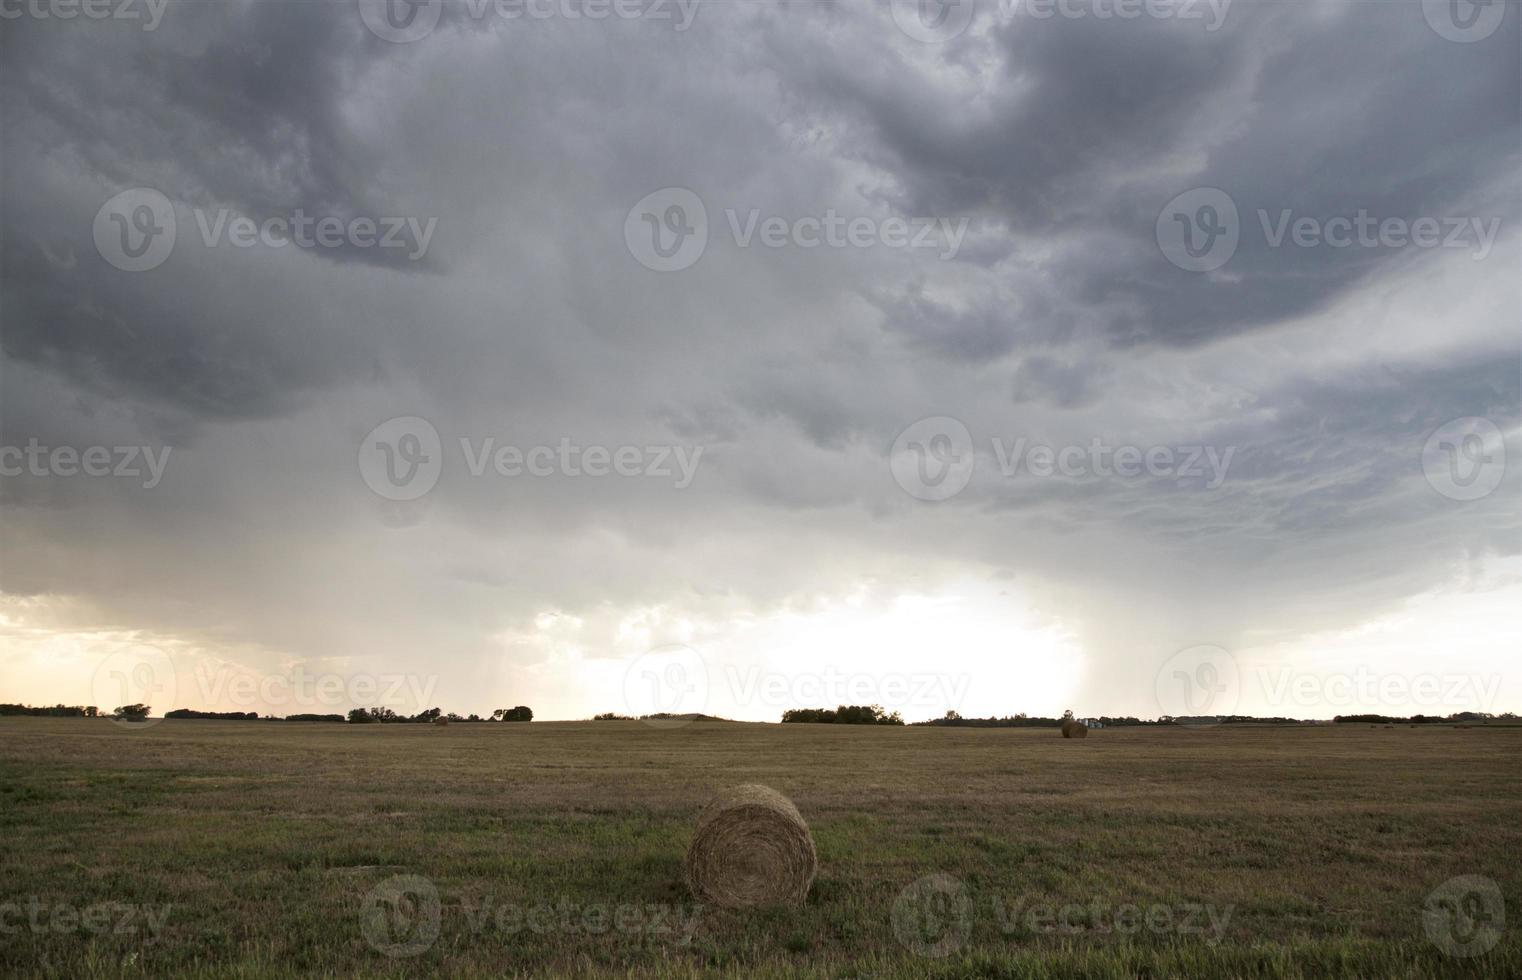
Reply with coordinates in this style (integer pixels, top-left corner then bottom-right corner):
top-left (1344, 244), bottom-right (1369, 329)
top-left (685, 784), bottom-right (816, 908)
top-left (1060, 719), bottom-right (1088, 738)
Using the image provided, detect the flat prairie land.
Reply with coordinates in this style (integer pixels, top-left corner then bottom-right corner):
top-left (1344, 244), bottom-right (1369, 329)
top-left (1, 718), bottom-right (1518, 978)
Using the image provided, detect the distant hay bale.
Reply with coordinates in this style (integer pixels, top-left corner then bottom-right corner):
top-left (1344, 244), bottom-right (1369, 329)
top-left (1061, 719), bottom-right (1088, 739)
top-left (685, 784), bottom-right (816, 909)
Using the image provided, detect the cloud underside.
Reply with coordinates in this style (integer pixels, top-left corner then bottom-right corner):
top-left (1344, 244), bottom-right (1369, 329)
top-left (0, 1), bottom-right (1517, 717)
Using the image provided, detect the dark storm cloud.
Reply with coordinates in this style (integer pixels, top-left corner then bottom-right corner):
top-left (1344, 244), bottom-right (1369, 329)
top-left (764, 2), bottom-right (1519, 354)
top-left (0, 0), bottom-right (1516, 718)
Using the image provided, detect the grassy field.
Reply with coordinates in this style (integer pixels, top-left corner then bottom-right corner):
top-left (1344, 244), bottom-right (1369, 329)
top-left (1, 718), bottom-right (1517, 978)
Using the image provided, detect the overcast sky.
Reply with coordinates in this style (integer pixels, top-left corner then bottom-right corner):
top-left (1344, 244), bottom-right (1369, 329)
top-left (1, 0), bottom-right (1518, 722)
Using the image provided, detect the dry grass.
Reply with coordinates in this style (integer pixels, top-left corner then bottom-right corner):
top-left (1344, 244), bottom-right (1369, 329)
top-left (1, 718), bottom-right (1518, 978)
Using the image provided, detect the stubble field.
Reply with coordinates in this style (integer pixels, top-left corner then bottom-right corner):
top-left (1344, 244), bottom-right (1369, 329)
top-left (1, 718), bottom-right (1517, 978)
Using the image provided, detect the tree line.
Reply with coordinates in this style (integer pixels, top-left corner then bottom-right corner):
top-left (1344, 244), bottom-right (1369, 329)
top-left (345, 706), bottom-right (534, 723)
top-left (782, 705), bottom-right (904, 725)
top-left (1, 702), bottom-right (534, 723)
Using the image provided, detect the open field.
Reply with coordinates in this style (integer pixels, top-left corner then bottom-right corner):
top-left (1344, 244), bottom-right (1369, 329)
top-left (2, 718), bottom-right (1518, 978)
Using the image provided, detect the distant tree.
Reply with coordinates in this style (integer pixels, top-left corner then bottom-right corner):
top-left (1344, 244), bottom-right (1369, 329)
top-left (498, 706), bottom-right (533, 722)
top-left (84, 706), bottom-right (98, 718)
top-left (467, 713), bottom-right (482, 722)
top-left (413, 707), bottom-right (442, 723)
top-left (944, 710), bottom-right (962, 722)
top-left (594, 712), bottom-right (633, 720)
top-left (2, 704), bottom-right (100, 718)
top-left (112, 704), bottom-right (151, 722)
top-left (347, 708), bottom-right (373, 723)
top-left (781, 705), bottom-right (903, 725)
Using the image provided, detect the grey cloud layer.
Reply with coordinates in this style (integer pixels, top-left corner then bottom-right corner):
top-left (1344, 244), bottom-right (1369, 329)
top-left (0, 1), bottom-right (1516, 716)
